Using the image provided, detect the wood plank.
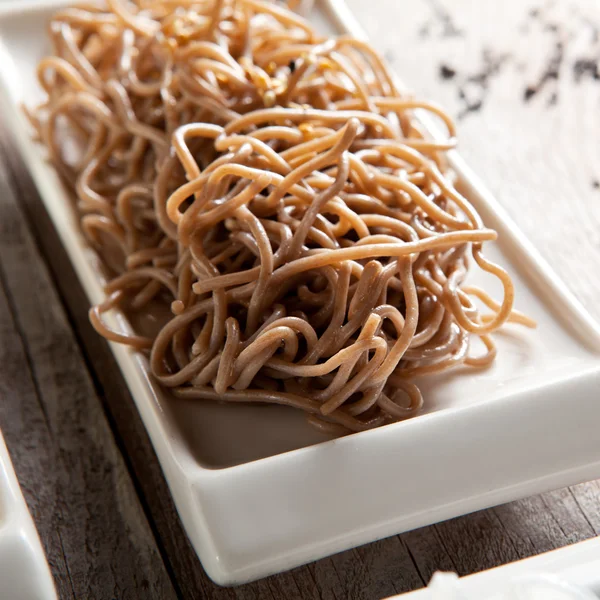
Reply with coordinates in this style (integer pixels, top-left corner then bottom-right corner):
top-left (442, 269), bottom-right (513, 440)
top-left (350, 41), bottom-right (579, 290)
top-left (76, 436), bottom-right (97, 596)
top-left (400, 526), bottom-right (458, 584)
top-left (0, 136), bottom-right (177, 599)
top-left (0, 262), bottom-right (74, 600)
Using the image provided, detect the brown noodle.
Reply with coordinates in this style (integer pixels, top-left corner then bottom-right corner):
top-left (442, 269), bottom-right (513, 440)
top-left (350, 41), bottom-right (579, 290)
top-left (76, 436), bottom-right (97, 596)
top-left (32, 0), bottom-right (535, 434)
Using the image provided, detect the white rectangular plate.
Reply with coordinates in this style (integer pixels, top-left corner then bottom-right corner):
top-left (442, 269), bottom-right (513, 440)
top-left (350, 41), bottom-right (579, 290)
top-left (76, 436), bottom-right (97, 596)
top-left (1, 0), bottom-right (600, 586)
top-left (393, 537), bottom-right (600, 598)
top-left (0, 431), bottom-right (57, 599)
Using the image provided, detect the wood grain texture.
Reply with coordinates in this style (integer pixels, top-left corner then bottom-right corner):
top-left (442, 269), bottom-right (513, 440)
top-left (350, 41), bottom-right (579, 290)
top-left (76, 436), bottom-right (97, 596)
top-left (0, 137), bottom-right (177, 599)
top-left (1, 0), bottom-right (600, 599)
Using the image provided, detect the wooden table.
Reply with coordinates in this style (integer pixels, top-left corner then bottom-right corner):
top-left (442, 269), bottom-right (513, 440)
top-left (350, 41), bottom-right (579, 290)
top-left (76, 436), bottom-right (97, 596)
top-left (1, 0), bottom-right (599, 598)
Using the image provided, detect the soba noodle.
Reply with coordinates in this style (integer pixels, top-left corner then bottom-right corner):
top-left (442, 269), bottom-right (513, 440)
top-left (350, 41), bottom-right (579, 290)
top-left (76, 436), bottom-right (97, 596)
top-left (32, 0), bottom-right (535, 434)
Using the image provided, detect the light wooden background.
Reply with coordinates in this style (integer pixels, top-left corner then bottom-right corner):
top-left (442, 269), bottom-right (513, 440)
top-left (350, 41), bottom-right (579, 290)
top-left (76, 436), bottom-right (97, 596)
top-left (0, 1), bottom-right (599, 599)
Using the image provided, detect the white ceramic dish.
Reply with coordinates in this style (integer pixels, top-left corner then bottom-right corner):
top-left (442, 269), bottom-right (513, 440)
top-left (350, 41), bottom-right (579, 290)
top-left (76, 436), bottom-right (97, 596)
top-left (1, 0), bottom-right (600, 586)
top-left (0, 431), bottom-right (57, 599)
top-left (392, 536), bottom-right (600, 599)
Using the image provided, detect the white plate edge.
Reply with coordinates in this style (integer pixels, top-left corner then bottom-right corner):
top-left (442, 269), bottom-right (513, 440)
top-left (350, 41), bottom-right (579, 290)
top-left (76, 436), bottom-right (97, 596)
top-left (0, 432), bottom-right (57, 599)
top-left (391, 536), bottom-right (600, 598)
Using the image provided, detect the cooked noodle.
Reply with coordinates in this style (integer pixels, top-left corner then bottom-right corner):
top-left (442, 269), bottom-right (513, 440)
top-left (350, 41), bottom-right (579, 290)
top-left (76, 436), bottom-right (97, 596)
top-left (32, 0), bottom-right (535, 434)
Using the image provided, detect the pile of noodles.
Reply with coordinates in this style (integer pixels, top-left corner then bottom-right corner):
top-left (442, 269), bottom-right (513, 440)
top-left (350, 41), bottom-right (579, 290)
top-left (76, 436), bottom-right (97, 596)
top-left (31, 0), bottom-right (534, 434)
